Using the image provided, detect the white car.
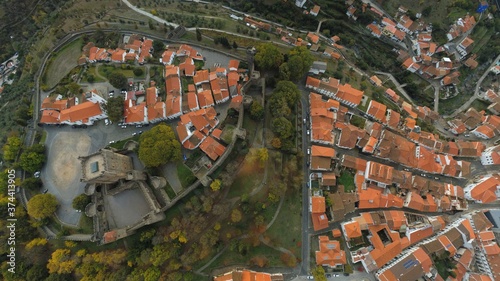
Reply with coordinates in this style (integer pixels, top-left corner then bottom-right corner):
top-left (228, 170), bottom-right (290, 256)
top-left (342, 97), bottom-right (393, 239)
top-left (307, 130), bottom-right (310, 135)
top-left (34, 171), bottom-right (41, 178)
top-left (104, 119), bottom-right (111, 126)
top-left (307, 148), bottom-right (310, 154)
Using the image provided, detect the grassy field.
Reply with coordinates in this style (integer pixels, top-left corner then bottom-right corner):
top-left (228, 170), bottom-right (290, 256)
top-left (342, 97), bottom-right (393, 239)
top-left (84, 66), bottom-right (106, 83)
top-left (227, 159), bottom-right (264, 199)
top-left (265, 189), bottom-right (302, 257)
top-left (78, 214), bottom-right (94, 234)
top-left (164, 182), bottom-right (177, 198)
top-left (339, 171), bottom-right (355, 192)
top-left (205, 244), bottom-right (284, 272)
top-left (177, 162), bottom-right (196, 188)
top-left (44, 38), bottom-right (83, 88)
top-left (471, 27), bottom-right (494, 54)
top-left (98, 65), bottom-right (145, 79)
top-left (471, 99), bottom-right (490, 112)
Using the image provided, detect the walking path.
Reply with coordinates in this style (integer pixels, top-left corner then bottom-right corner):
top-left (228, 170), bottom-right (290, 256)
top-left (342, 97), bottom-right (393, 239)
top-left (375, 71), bottom-right (416, 106)
top-left (120, 0), bottom-right (178, 28)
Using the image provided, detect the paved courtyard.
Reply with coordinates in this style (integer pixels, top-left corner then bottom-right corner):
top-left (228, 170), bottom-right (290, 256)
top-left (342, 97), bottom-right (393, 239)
top-left (104, 187), bottom-right (152, 229)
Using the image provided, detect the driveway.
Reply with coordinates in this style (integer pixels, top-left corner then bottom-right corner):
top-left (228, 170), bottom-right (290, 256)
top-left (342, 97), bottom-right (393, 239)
top-left (41, 121), bottom-right (151, 226)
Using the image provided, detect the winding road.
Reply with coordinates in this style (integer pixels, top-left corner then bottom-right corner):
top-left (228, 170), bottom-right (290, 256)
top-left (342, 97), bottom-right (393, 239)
top-left (448, 54), bottom-right (500, 118)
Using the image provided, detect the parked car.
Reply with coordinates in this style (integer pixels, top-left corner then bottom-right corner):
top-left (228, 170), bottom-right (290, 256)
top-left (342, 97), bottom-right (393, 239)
top-left (307, 130), bottom-right (310, 135)
top-left (34, 171), bottom-right (41, 178)
top-left (434, 177), bottom-right (440, 180)
top-left (109, 141), bottom-right (115, 144)
top-left (306, 276), bottom-right (314, 280)
top-left (104, 119), bottom-right (111, 126)
top-left (307, 148), bottom-right (310, 154)
top-left (136, 124), bottom-right (143, 128)
top-left (43, 189), bottom-right (48, 194)
top-left (121, 125), bottom-right (127, 129)
top-left (333, 274), bottom-right (340, 277)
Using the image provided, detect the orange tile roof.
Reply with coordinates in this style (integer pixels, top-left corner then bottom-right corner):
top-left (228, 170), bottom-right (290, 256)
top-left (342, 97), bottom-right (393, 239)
top-left (312, 213), bottom-right (329, 231)
top-left (344, 221), bottom-right (361, 239)
top-left (307, 32), bottom-right (320, 44)
top-left (336, 83), bottom-right (364, 106)
top-left (437, 235), bottom-right (456, 256)
top-left (409, 226), bottom-right (434, 244)
top-left (413, 247), bottom-right (432, 273)
top-left (366, 100), bottom-right (387, 120)
top-left (406, 192), bottom-right (425, 212)
top-left (40, 110), bottom-right (60, 124)
top-left (125, 103), bottom-right (147, 123)
top-left (199, 136), bottom-right (225, 161)
top-left (316, 236), bottom-right (346, 267)
top-left (59, 102), bottom-right (103, 123)
top-left (358, 187), bottom-right (384, 209)
top-left (470, 177), bottom-right (500, 203)
top-left (366, 161), bottom-right (393, 185)
top-left (311, 196), bottom-right (326, 214)
top-left (187, 92), bottom-right (199, 111)
top-left (111, 48), bottom-right (125, 62)
top-left (197, 90), bottom-right (214, 108)
top-left (332, 229), bottom-right (342, 238)
top-left (311, 145), bottom-right (336, 157)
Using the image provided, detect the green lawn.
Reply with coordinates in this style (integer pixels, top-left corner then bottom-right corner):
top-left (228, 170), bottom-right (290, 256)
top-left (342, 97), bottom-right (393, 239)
top-left (227, 167), bottom-right (263, 199)
top-left (177, 162), bottom-right (196, 188)
top-left (204, 244), bottom-right (284, 272)
top-left (98, 65), bottom-right (145, 78)
top-left (265, 189), bottom-right (302, 257)
top-left (44, 37), bottom-right (83, 88)
top-left (471, 99), bottom-right (490, 112)
top-left (85, 66), bottom-right (106, 83)
top-left (338, 171), bottom-right (355, 192)
top-left (164, 183), bottom-right (177, 198)
top-left (78, 215), bottom-right (94, 234)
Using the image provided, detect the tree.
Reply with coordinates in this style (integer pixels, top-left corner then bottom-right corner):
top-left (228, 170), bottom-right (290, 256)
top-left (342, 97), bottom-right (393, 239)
top-left (254, 43), bottom-right (284, 70)
top-left (144, 267), bottom-right (161, 281)
top-left (153, 40), bottom-right (164, 55)
top-left (25, 237), bottom-right (48, 250)
top-left (311, 266), bottom-right (327, 281)
top-left (257, 148), bottom-right (268, 165)
top-left (210, 179), bottom-right (221, 191)
top-left (287, 46), bottom-right (314, 81)
top-left (271, 137), bottom-right (282, 149)
top-left (87, 74), bottom-right (95, 83)
top-left (47, 249), bottom-right (76, 274)
top-left (138, 123), bottom-right (181, 167)
top-left (72, 194), bottom-right (90, 211)
top-left (250, 101), bottom-right (264, 120)
top-left (26, 265), bottom-right (49, 281)
top-left (27, 194), bottom-right (58, 219)
top-left (104, 96), bottom-right (125, 123)
top-left (273, 81), bottom-right (301, 107)
top-left (133, 67), bottom-right (144, 77)
top-left (279, 63), bottom-right (290, 81)
top-left (196, 28), bottom-right (202, 41)
top-left (230, 209), bottom-right (242, 223)
top-left (65, 82), bottom-right (81, 97)
top-left (19, 144), bottom-right (45, 173)
top-left (232, 41), bottom-right (238, 49)
top-left (108, 72), bottom-right (128, 88)
top-left (271, 117), bottom-right (293, 139)
top-left (2, 135), bottom-right (22, 162)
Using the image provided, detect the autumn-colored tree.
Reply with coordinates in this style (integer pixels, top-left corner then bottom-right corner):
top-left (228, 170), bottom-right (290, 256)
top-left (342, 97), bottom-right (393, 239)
top-left (27, 194), bottom-right (58, 219)
top-left (47, 249), bottom-right (77, 274)
top-left (230, 209), bottom-right (242, 223)
top-left (312, 265), bottom-right (327, 281)
top-left (2, 135), bottom-right (22, 162)
top-left (210, 179), bottom-right (221, 191)
top-left (25, 238), bottom-right (48, 250)
top-left (271, 137), bottom-right (282, 149)
top-left (250, 256), bottom-right (269, 267)
top-left (280, 252), bottom-right (297, 267)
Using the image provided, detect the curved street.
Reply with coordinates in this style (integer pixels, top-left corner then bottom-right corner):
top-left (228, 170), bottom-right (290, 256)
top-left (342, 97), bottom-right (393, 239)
top-left (449, 54), bottom-right (500, 118)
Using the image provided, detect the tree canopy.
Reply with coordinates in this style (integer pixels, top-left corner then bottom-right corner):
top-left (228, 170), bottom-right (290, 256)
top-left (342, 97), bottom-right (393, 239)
top-left (108, 72), bottom-right (128, 89)
top-left (138, 123), bottom-right (181, 167)
top-left (271, 117), bottom-right (294, 139)
top-left (287, 46), bottom-right (314, 81)
top-left (249, 101), bottom-right (264, 120)
top-left (72, 194), bottom-right (90, 211)
top-left (21, 177), bottom-right (42, 191)
top-left (104, 96), bottom-right (125, 123)
top-left (273, 81), bottom-right (301, 108)
top-left (210, 179), bottom-right (221, 191)
top-left (27, 194), bottom-right (58, 219)
top-left (2, 135), bottom-right (22, 162)
top-left (254, 43), bottom-right (284, 70)
top-left (19, 144), bottom-right (45, 173)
